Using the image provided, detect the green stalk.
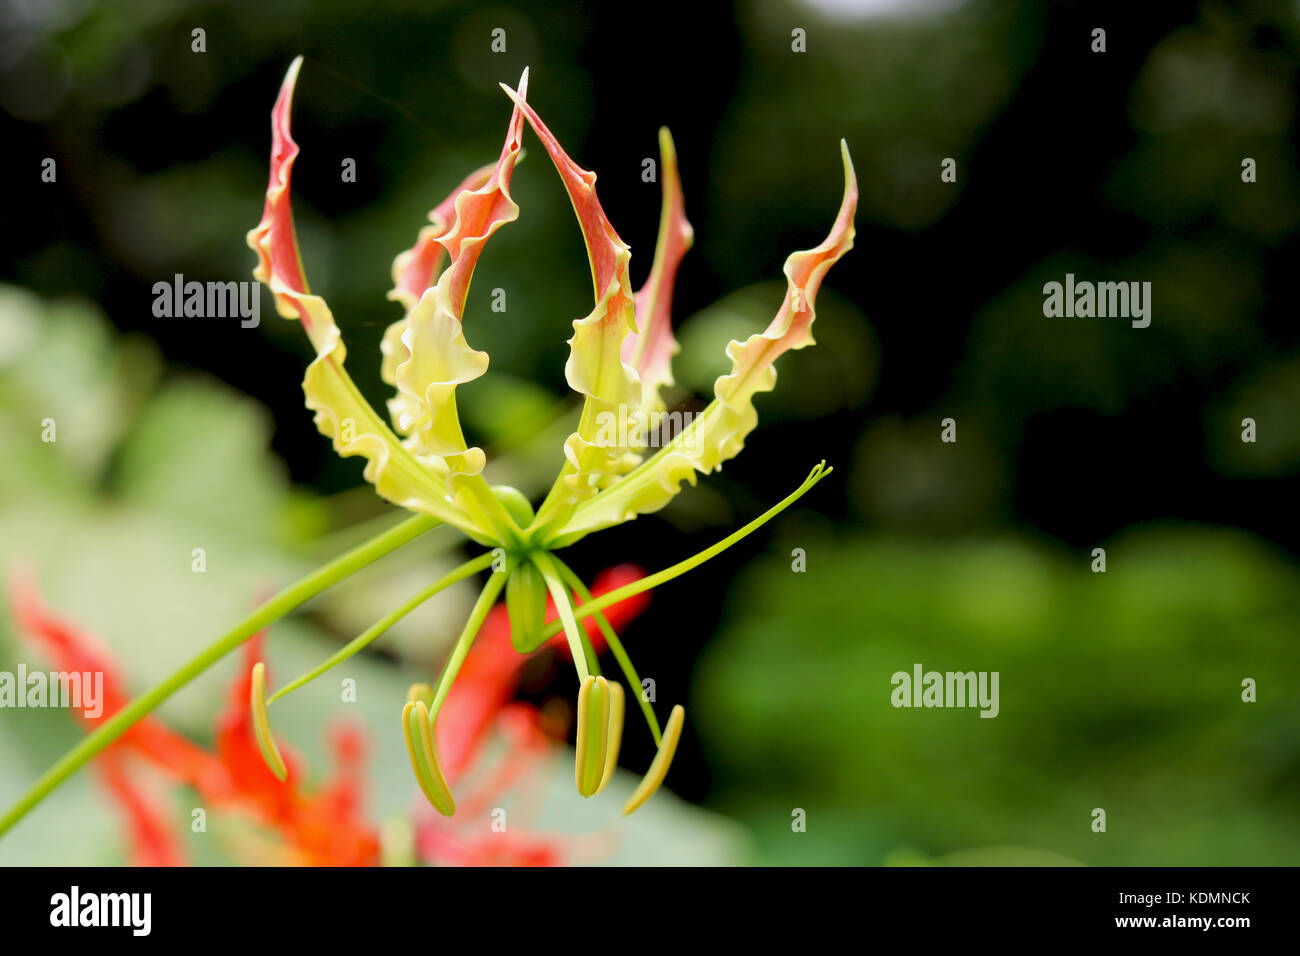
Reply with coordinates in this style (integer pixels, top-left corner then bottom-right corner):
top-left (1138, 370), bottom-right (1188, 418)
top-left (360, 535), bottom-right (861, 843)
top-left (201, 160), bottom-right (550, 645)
top-left (268, 550), bottom-right (497, 704)
top-left (0, 512), bottom-right (441, 839)
top-left (531, 551), bottom-right (594, 683)
top-left (539, 461), bottom-right (832, 639)
top-left (427, 570), bottom-right (508, 720)
top-left (553, 557), bottom-right (661, 745)
top-left (541, 555), bottom-right (601, 677)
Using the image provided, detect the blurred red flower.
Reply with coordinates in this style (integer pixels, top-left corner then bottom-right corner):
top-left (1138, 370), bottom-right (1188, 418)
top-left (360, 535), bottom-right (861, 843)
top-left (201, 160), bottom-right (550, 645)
top-left (8, 563), bottom-right (648, 866)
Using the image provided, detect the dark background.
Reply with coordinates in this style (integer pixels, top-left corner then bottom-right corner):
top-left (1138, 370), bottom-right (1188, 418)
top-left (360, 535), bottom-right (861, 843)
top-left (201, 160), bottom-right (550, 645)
top-left (2, 0), bottom-right (1298, 864)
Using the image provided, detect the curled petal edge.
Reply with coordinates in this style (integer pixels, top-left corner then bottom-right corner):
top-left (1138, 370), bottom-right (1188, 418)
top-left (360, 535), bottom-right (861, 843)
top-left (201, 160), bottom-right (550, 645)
top-left (245, 57), bottom-right (488, 538)
top-left (390, 70), bottom-right (530, 471)
top-left (623, 126), bottom-right (693, 419)
top-left (552, 142), bottom-right (857, 542)
top-left (501, 84), bottom-right (642, 503)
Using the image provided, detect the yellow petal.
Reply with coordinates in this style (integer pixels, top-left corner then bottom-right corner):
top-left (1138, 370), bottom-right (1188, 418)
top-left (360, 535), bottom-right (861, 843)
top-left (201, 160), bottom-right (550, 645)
top-left (245, 57), bottom-right (488, 539)
top-left (378, 160), bottom-right (496, 403)
top-left (389, 70), bottom-right (530, 473)
top-left (298, 304), bottom-right (482, 535)
top-left (554, 143), bottom-right (858, 542)
top-left (501, 84), bottom-right (642, 503)
top-left (623, 127), bottom-right (693, 420)
top-left (387, 161), bottom-right (499, 314)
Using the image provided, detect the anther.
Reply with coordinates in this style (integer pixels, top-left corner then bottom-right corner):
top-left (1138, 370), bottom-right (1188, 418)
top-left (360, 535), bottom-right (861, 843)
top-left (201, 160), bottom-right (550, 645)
top-left (623, 704), bottom-right (685, 815)
top-left (250, 662), bottom-right (288, 782)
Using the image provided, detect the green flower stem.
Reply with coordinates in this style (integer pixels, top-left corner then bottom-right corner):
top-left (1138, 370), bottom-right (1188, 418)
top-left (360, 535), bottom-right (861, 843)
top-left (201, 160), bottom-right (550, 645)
top-left (0, 512), bottom-right (441, 840)
top-left (427, 570), bottom-right (508, 721)
top-left (544, 554), bottom-right (601, 678)
top-left (268, 550), bottom-right (497, 704)
top-left (531, 551), bottom-right (595, 683)
top-left (539, 461), bottom-right (833, 640)
top-left (553, 557), bottom-right (661, 746)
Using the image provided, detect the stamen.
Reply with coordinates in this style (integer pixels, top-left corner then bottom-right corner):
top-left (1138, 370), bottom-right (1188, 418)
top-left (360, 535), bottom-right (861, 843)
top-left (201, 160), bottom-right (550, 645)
top-left (401, 572), bottom-right (505, 817)
top-left (543, 462), bottom-right (833, 638)
top-left (531, 552), bottom-right (598, 682)
top-left (553, 558), bottom-right (661, 745)
top-left (402, 700), bottom-right (455, 816)
top-left (269, 551), bottom-right (496, 704)
top-left (406, 682), bottom-right (433, 706)
top-left (597, 680), bottom-right (624, 795)
top-left (623, 704), bottom-right (685, 815)
top-left (574, 675), bottom-right (611, 797)
top-left (426, 570), bottom-right (508, 719)
top-left (250, 662), bottom-right (287, 782)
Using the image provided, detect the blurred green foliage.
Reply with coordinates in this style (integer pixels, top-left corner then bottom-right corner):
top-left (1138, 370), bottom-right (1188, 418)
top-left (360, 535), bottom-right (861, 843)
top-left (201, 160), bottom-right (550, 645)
top-left (697, 524), bottom-right (1300, 865)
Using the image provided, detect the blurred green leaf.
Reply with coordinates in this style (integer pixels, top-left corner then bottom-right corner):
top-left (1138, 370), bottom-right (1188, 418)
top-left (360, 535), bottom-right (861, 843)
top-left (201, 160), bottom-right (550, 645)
top-left (696, 526), bottom-right (1300, 865)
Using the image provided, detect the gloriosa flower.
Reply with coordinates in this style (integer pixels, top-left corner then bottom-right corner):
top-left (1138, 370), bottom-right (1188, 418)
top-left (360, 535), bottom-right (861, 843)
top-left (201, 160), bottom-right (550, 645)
top-left (0, 56), bottom-right (856, 843)
top-left (244, 57), bottom-right (858, 817)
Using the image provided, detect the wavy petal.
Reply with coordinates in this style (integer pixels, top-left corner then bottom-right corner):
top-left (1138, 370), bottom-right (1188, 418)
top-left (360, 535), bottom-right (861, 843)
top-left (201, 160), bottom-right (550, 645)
top-left (387, 162), bottom-right (498, 314)
top-left (390, 69), bottom-right (530, 478)
top-left (379, 160), bottom-right (496, 392)
top-left (623, 127), bottom-right (693, 419)
top-left (500, 84), bottom-right (641, 502)
top-left (247, 56), bottom-right (312, 322)
top-left (245, 57), bottom-right (485, 537)
top-left (553, 142), bottom-right (858, 541)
